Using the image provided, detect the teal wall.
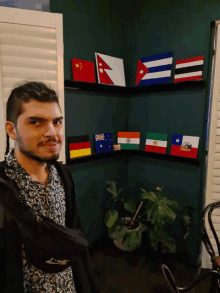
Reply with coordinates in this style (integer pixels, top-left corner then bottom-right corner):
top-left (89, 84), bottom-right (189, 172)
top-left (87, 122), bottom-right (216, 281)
top-left (50, 0), bottom-right (220, 266)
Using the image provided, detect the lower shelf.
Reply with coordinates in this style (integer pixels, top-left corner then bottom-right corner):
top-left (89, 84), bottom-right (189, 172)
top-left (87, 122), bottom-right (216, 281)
top-left (66, 150), bottom-right (201, 166)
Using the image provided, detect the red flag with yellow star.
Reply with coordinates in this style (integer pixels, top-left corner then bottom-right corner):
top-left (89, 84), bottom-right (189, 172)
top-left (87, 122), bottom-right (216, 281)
top-left (136, 59), bottom-right (149, 85)
top-left (71, 58), bottom-right (96, 83)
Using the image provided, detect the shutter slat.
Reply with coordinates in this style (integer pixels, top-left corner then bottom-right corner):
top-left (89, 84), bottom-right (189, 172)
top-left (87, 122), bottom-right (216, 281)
top-left (2, 66), bottom-right (57, 80)
top-left (218, 111), bottom-right (220, 119)
top-left (0, 22), bottom-right (56, 39)
top-left (0, 45), bottom-right (56, 60)
top-left (1, 56), bottom-right (57, 71)
top-left (0, 33), bottom-right (56, 50)
top-left (214, 161), bottom-right (220, 168)
top-left (213, 177), bottom-right (220, 184)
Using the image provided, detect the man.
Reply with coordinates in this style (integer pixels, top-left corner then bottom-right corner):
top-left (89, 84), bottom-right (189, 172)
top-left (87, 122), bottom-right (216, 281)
top-left (0, 81), bottom-right (99, 292)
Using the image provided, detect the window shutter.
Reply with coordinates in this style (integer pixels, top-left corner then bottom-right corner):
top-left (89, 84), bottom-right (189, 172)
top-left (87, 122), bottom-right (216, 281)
top-left (202, 22), bottom-right (220, 268)
top-left (0, 6), bottom-right (65, 164)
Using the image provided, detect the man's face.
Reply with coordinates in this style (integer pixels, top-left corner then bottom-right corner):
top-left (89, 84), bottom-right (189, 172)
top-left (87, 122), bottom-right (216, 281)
top-left (7, 100), bottom-right (64, 164)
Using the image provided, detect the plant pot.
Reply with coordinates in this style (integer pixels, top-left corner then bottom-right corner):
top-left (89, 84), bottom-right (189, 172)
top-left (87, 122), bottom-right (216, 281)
top-left (113, 217), bottom-right (143, 252)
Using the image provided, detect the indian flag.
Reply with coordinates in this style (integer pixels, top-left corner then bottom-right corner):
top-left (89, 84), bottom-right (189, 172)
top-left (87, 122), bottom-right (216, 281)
top-left (145, 133), bottom-right (167, 154)
top-left (68, 135), bottom-right (91, 159)
top-left (117, 132), bottom-right (140, 150)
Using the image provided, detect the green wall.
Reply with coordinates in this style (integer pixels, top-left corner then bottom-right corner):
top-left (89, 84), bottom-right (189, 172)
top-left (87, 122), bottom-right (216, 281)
top-left (50, 0), bottom-right (220, 266)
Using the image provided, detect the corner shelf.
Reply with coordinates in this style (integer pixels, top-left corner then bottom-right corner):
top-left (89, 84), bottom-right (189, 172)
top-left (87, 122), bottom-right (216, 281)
top-left (64, 80), bottom-right (205, 96)
top-left (66, 150), bottom-right (201, 166)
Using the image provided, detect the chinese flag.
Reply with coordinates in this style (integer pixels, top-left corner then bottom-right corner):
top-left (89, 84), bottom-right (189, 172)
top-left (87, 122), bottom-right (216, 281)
top-left (72, 58), bottom-right (96, 83)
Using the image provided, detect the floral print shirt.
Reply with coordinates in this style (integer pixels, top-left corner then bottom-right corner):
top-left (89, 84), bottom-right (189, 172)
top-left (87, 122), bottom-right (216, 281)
top-left (4, 149), bottom-right (76, 293)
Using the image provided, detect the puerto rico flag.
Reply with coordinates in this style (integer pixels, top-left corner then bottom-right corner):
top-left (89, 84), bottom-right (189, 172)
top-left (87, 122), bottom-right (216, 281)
top-left (174, 56), bottom-right (204, 82)
top-left (136, 52), bottom-right (173, 86)
top-left (145, 133), bottom-right (167, 154)
top-left (117, 132), bottom-right (140, 150)
top-left (68, 135), bottom-right (91, 159)
top-left (171, 135), bottom-right (200, 158)
top-left (95, 133), bottom-right (113, 154)
top-left (95, 53), bottom-right (126, 87)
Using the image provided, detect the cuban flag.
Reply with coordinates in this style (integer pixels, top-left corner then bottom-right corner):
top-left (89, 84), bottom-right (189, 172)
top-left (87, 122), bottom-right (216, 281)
top-left (136, 52), bottom-right (173, 86)
top-left (170, 135), bottom-right (200, 159)
top-left (95, 133), bottom-right (113, 154)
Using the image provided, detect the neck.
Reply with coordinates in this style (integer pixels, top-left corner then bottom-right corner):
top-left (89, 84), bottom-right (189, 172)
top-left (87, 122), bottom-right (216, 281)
top-left (13, 148), bottom-right (48, 180)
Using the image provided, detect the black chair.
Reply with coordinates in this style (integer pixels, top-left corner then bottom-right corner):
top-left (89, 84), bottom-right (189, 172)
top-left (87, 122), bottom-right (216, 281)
top-left (161, 201), bottom-right (220, 293)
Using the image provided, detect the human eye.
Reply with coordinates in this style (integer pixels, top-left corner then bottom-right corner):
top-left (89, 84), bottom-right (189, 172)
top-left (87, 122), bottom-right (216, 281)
top-left (54, 120), bottom-right (63, 125)
top-left (30, 121), bottom-right (40, 125)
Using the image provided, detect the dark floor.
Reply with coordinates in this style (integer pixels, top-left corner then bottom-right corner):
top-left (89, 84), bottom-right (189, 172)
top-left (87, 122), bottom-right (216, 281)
top-left (90, 241), bottom-right (213, 293)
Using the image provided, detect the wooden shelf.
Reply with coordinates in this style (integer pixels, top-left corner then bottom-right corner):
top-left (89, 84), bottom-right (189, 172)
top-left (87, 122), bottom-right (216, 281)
top-left (66, 150), bottom-right (201, 166)
top-left (64, 80), bottom-right (205, 96)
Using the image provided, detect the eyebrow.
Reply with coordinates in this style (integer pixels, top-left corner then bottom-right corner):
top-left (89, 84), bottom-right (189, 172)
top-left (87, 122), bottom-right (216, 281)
top-left (27, 116), bottom-right (63, 122)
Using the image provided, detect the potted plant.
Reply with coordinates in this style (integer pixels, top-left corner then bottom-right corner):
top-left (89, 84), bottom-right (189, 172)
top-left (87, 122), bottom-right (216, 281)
top-left (104, 181), bottom-right (147, 252)
top-left (104, 182), bottom-right (191, 254)
top-left (140, 186), bottom-right (191, 254)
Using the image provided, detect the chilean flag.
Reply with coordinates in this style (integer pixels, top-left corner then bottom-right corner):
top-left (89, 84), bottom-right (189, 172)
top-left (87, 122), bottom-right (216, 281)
top-left (170, 135), bottom-right (200, 159)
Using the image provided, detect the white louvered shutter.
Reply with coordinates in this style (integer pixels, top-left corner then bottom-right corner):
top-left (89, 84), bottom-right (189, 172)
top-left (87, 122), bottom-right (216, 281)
top-left (0, 6), bottom-right (65, 164)
top-left (202, 22), bottom-right (220, 269)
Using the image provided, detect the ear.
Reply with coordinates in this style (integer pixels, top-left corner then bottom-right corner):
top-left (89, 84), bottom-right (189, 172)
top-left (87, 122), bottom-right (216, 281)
top-left (5, 121), bottom-right (17, 141)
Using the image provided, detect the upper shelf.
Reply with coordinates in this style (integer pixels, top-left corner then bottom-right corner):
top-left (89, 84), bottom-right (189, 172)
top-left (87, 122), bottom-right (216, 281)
top-left (64, 80), bottom-right (206, 96)
top-left (66, 150), bottom-right (201, 166)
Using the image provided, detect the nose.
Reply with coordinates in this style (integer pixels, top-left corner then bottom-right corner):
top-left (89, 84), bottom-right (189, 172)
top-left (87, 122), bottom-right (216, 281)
top-left (44, 122), bottom-right (58, 137)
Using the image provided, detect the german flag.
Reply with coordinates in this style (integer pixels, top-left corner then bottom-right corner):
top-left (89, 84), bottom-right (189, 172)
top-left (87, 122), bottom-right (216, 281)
top-left (117, 132), bottom-right (140, 150)
top-left (68, 135), bottom-right (91, 159)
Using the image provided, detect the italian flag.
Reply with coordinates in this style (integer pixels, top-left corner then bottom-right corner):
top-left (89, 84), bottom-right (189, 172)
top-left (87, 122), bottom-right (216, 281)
top-left (117, 132), bottom-right (140, 150)
top-left (145, 133), bottom-right (167, 154)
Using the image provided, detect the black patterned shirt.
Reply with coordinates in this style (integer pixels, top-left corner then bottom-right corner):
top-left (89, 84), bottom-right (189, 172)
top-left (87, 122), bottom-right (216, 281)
top-left (4, 149), bottom-right (76, 293)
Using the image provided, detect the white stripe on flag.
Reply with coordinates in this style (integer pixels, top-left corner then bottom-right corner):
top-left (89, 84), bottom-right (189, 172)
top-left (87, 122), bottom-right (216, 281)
top-left (145, 139), bottom-right (167, 147)
top-left (174, 71), bottom-right (202, 79)
top-left (176, 60), bottom-right (203, 69)
top-left (142, 70), bottom-right (171, 80)
top-left (118, 138), bottom-right (140, 144)
top-left (182, 136), bottom-right (199, 148)
top-left (143, 57), bottom-right (173, 68)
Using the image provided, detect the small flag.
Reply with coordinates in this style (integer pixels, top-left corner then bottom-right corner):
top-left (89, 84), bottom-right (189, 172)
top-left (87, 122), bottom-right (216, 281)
top-left (95, 53), bottom-right (126, 87)
top-left (136, 52), bottom-right (173, 86)
top-left (68, 135), bottom-right (91, 159)
top-left (174, 56), bottom-right (204, 82)
top-left (71, 58), bottom-right (96, 83)
top-left (95, 133), bottom-right (113, 154)
top-left (171, 135), bottom-right (200, 158)
top-left (117, 132), bottom-right (140, 150)
top-left (113, 144), bottom-right (121, 151)
top-left (145, 133), bottom-right (167, 154)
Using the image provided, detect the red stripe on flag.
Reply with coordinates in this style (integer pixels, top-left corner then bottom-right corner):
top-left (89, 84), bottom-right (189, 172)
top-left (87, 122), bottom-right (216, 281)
top-left (174, 75), bottom-right (202, 82)
top-left (176, 56), bottom-right (204, 65)
top-left (170, 145), bottom-right (198, 158)
top-left (69, 141), bottom-right (91, 151)
top-left (145, 145), bottom-right (166, 154)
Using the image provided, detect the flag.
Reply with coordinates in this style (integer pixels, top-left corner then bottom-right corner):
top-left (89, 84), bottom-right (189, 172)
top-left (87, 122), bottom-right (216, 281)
top-left (71, 58), bottom-right (96, 83)
top-left (95, 133), bottom-right (113, 154)
top-left (117, 132), bottom-right (140, 150)
top-left (171, 135), bottom-right (200, 158)
top-left (68, 135), bottom-right (91, 159)
top-left (95, 53), bottom-right (126, 87)
top-left (174, 56), bottom-right (204, 82)
top-left (136, 52), bottom-right (173, 86)
top-left (145, 133), bottom-right (167, 154)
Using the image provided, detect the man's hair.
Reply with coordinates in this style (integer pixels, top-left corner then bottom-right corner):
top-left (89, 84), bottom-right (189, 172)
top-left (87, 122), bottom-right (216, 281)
top-left (5, 80), bottom-right (61, 157)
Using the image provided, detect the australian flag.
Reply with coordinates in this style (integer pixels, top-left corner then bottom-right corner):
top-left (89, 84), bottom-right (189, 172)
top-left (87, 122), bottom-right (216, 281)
top-left (94, 133), bottom-right (113, 154)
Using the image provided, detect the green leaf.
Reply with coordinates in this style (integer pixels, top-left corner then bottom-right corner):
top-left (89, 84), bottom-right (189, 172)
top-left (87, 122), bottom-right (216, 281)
top-left (124, 198), bottom-right (136, 213)
top-left (121, 231), bottom-right (141, 251)
top-left (136, 225), bottom-right (148, 233)
top-left (165, 198), bottom-right (178, 212)
top-left (183, 215), bottom-right (190, 224)
top-left (104, 210), bottom-right (118, 227)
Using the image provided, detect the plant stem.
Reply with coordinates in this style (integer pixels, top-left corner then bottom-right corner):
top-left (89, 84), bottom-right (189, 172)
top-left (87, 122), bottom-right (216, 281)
top-left (184, 223), bottom-right (190, 240)
top-left (129, 201), bottom-right (144, 228)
